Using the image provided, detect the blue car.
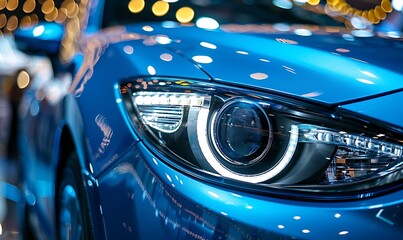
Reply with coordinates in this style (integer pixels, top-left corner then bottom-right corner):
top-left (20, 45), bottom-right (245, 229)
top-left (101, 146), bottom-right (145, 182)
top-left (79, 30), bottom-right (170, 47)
top-left (15, 0), bottom-right (403, 239)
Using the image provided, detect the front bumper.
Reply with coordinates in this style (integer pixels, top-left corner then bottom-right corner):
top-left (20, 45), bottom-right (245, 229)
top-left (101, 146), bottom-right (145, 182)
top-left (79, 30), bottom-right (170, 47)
top-left (97, 141), bottom-right (403, 239)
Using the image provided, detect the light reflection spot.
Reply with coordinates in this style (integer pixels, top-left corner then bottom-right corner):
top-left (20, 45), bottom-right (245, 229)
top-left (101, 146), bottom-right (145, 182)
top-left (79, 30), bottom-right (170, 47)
top-left (160, 53), bottom-right (173, 62)
top-left (350, 57), bottom-right (368, 64)
top-left (278, 224), bottom-right (285, 229)
top-left (302, 229), bottom-right (310, 234)
top-left (351, 30), bottom-right (374, 38)
top-left (33, 25), bottom-right (45, 37)
top-left (192, 55), bottom-right (213, 64)
top-left (293, 216), bottom-right (301, 220)
top-left (207, 191), bottom-right (220, 198)
top-left (162, 21), bottom-right (179, 28)
top-left (336, 48), bottom-right (350, 53)
top-left (357, 78), bottom-right (375, 85)
top-left (250, 72), bottom-right (268, 80)
top-left (200, 41), bottom-right (217, 49)
top-left (156, 36), bottom-right (172, 45)
top-left (386, 31), bottom-right (401, 38)
top-left (147, 66), bottom-right (156, 75)
top-left (334, 213), bottom-right (342, 218)
top-left (283, 65), bottom-right (296, 74)
top-left (89, 163), bottom-right (94, 174)
top-left (123, 45), bottom-right (134, 55)
top-left (360, 70), bottom-right (378, 78)
top-left (339, 231), bottom-right (349, 235)
top-left (259, 58), bottom-right (270, 62)
top-left (236, 50), bottom-right (249, 55)
top-left (196, 17), bottom-right (220, 30)
top-left (276, 38), bottom-right (298, 44)
top-left (294, 28), bottom-right (312, 36)
top-left (273, 0), bottom-right (293, 9)
top-left (231, 193), bottom-right (242, 198)
top-left (142, 25), bottom-right (154, 32)
top-left (301, 91), bottom-right (323, 98)
top-left (342, 34), bottom-right (355, 41)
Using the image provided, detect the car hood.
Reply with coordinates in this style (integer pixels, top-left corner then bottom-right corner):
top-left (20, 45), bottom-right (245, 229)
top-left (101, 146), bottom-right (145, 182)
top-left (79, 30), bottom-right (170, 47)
top-left (126, 23), bottom-right (403, 105)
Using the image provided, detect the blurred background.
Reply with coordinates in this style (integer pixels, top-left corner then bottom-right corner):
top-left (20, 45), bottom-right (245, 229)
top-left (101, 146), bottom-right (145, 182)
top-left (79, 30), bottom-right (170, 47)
top-left (0, 0), bottom-right (402, 239)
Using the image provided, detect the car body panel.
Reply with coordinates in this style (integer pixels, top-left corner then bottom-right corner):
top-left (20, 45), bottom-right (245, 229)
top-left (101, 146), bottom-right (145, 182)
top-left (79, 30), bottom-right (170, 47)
top-left (19, 23), bottom-right (403, 239)
top-left (338, 90), bottom-right (403, 128)
top-left (15, 1), bottom-right (403, 239)
top-left (18, 25), bottom-right (213, 239)
top-left (98, 142), bottom-right (403, 239)
top-left (123, 24), bottom-right (403, 105)
top-left (71, 29), bottom-right (211, 175)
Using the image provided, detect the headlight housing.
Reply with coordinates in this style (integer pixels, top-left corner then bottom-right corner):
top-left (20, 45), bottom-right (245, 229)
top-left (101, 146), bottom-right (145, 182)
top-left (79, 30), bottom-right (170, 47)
top-left (121, 78), bottom-right (403, 198)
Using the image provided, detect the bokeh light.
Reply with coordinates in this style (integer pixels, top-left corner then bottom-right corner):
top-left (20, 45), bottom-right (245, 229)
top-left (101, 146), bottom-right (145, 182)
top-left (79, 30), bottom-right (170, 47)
top-left (20, 15), bottom-right (32, 27)
top-left (23, 0), bottom-right (36, 13)
top-left (17, 70), bottom-right (30, 89)
top-left (128, 0), bottom-right (145, 14)
top-left (0, 0), bottom-right (7, 11)
top-left (45, 7), bottom-right (58, 22)
top-left (55, 7), bottom-right (67, 23)
top-left (382, 0), bottom-right (393, 12)
top-left (152, 1), bottom-right (169, 17)
top-left (324, 0), bottom-right (394, 26)
top-left (41, 0), bottom-right (55, 15)
top-left (176, 7), bottom-right (195, 23)
top-left (6, 0), bottom-right (19, 11)
top-left (6, 15), bottom-right (18, 31)
top-left (308, 0), bottom-right (320, 5)
top-left (0, 0), bottom-right (400, 34)
top-left (0, 14), bottom-right (6, 29)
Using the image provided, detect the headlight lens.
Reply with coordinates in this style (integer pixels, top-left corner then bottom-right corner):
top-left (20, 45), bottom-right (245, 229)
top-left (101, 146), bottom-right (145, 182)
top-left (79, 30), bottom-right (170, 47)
top-left (211, 99), bottom-right (272, 166)
top-left (121, 79), bottom-right (403, 196)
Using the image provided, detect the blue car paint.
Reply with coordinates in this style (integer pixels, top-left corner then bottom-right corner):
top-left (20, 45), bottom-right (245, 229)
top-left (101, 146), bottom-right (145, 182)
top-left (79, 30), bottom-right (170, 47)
top-left (97, 141), bottom-right (403, 239)
top-left (14, 22), bottom-right (64, 55)
top-left (16, 2), bottom-right (403, 240)
top-left (70, 29), bottom-right (211, 174)
top-left (120, 24), bottom-right (403, 105)
top-left (19, 25), bottom-right (213, 240)
top-left (339, 90), bottom-right (403, 128)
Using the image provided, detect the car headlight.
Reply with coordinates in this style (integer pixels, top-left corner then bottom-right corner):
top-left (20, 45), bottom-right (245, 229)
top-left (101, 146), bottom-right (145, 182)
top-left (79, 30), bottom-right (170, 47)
top-left (120, 78), bottom-right (403, 198)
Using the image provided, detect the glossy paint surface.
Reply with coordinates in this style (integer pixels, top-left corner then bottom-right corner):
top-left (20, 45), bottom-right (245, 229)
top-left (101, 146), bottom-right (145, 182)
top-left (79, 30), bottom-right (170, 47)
top-left (14, 23), bottom-right (64, 55)
top-left (70, 28), bottom-right (211, 175)
top-left (122, 24), bottom-right (403, 105)
top-left (339, 91), bottom-right (403, 128)
top-left (17, 1), bottom-right (403, 239)
top-left (97, 142), bottom-right (403, 239)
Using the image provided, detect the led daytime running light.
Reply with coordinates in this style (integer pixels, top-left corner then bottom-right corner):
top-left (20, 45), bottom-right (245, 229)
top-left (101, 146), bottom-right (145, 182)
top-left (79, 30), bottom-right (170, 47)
top-left (197, 107), bottom-right (299, 183)
top-left (299, 124), bottom-right (403, 157)
top-left (132, 92), bottom-right (205, 133)
top-left (134, 92), bottom-right (205, 107)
